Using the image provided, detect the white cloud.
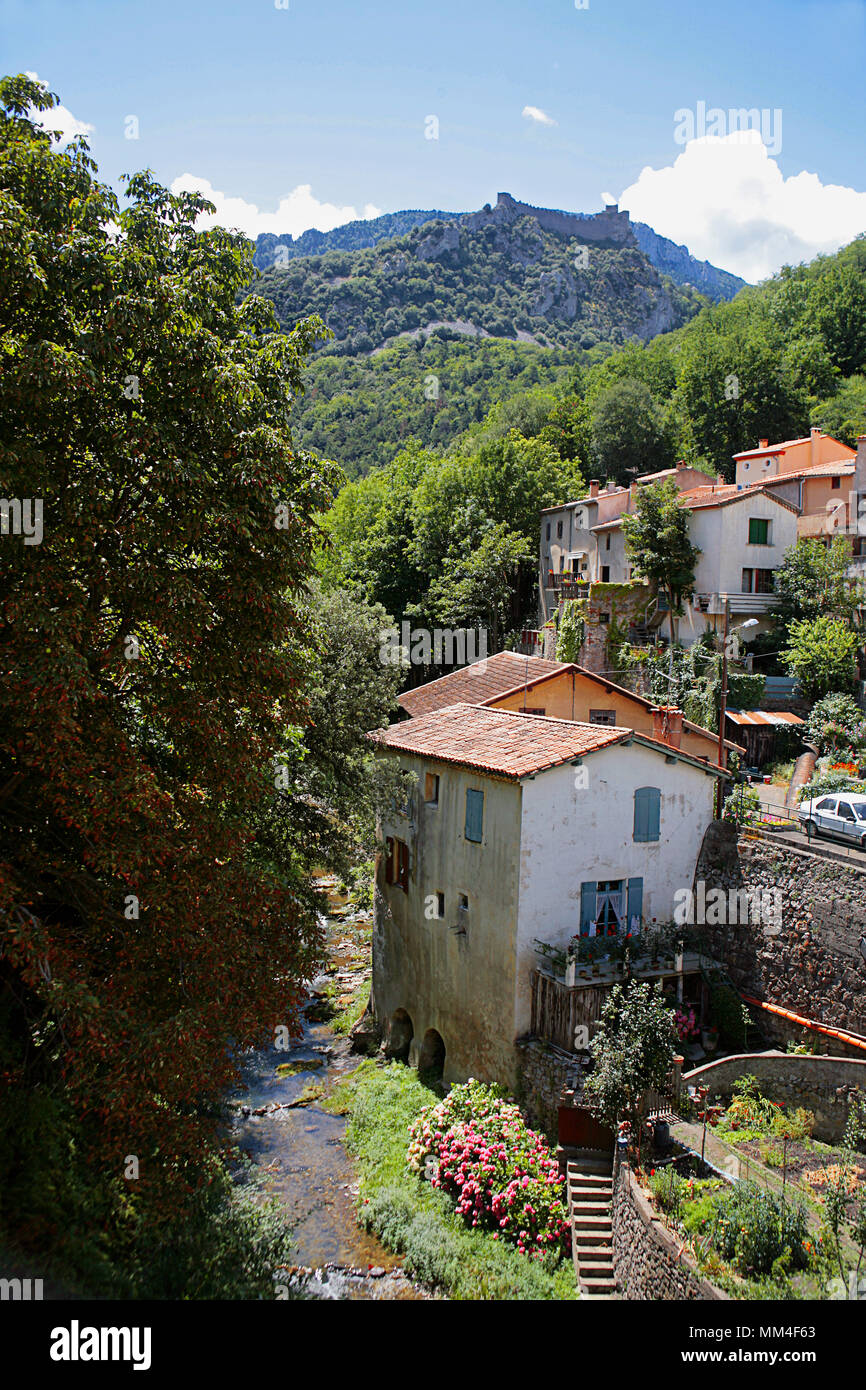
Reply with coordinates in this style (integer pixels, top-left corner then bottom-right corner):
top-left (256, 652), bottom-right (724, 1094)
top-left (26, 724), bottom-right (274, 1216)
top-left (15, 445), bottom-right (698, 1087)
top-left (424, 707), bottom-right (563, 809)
top-left (26, 71), bottom-right (94, 145)
top-left (522, 105), bottom-right (556, 127)
top-left (169, 175), bottom-right (381, 240)
top-left (619, 130), bottom-right (866, 282)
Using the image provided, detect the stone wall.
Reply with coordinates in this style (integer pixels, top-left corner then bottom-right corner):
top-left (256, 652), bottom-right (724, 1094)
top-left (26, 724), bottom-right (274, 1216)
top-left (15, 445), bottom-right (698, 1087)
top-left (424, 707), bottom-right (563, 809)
top-left (695, 822), bottom-right (866, 1049)
top-left (464, 192), bottom-right (634, 246)
top-left (611, 1154), bottom-right (728, 1301)
top-left (684, 1052), bottom-right (866, 1143)
top-left (515, 1036), bottom-right (586, 1140)
top-left (574, 582), bottom-right (651, 675)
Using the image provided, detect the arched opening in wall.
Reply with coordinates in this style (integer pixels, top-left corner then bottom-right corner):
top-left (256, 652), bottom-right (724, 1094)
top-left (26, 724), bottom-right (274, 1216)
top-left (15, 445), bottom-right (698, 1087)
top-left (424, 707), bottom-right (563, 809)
top-left (387, 1008), bottom-right (413, 1063)
top-left (418, 1028), bottom-right (446, 1084)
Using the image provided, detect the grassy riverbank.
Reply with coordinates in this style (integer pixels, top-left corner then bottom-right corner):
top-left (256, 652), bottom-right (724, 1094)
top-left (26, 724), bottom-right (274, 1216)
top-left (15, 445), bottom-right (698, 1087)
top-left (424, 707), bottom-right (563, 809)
top-left (325, 1060), bottom-right (577, 1300)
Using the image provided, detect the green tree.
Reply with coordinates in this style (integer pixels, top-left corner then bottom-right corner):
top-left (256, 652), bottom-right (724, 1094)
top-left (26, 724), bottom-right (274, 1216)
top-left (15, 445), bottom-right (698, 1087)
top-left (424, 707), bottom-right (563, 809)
top-left (621, 479), bottom-right (701, 643)
top-left (422, 522), bottom-right (532, 650)
top-left (590, 378), bottom-right (674, 485)
top-left (255, 581), bottom-right (403, 915)
top-left (805, 692), bottom-right (866, 756)
top-left (811, 374), bottom-right (866, 447)
top-left (584, 979), bottom-right (677, 1138)
top-left (673, 313), bottom-right (808, 478)
top-left (0, 74), bottom-right (337, 1269)
top-left (782, 617), bottom-right (858, 700)
top-left (773, 537), bottom-right (858, 635)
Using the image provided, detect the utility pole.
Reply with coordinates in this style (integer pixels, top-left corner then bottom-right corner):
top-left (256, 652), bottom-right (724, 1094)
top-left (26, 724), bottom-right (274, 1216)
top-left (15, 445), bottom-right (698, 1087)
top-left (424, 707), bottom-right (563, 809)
top-left (716, 596), bottom-right (730, 818)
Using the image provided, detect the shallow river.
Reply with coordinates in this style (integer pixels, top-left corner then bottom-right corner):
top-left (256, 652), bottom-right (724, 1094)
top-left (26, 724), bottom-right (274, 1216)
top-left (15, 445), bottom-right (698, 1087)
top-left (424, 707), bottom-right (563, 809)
top-left (226, 896), bottom-right (429, 1301)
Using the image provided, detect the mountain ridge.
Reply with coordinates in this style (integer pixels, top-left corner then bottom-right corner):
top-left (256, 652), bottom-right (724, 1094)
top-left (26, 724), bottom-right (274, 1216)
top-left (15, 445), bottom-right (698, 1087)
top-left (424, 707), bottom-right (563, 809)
top-left (253, 192), bottom-right (746, 303)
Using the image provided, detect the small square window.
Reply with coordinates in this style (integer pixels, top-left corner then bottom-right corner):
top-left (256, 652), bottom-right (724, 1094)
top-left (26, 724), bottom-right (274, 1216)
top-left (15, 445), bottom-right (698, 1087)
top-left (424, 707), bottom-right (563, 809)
top-left (831, 476), bottom-right (841, 490)
top-left (598, 611), bottom-right (610, 624)
top-left (589, 708), bottom-right (617, 725)
top-left (748, 517), bottom-right (770, 545)
top-left (424, 772), bottom-right (440, 804)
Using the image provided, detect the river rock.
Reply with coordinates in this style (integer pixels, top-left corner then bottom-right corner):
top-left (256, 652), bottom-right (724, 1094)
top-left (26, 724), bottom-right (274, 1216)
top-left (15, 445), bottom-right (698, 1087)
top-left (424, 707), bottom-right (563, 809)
top-left (349, 1003), bottom-right (381, 1055)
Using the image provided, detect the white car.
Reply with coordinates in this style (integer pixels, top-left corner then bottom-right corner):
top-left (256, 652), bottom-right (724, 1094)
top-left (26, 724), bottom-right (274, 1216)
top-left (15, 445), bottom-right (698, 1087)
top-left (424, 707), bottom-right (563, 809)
top-left (798, 792), bottom-right (866, 849)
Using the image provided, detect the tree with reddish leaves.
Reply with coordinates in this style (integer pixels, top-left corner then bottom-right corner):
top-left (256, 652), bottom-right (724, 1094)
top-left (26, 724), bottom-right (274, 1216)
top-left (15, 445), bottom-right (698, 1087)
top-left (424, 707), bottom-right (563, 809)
top-left (0, 74), bottom-right (340, 1270)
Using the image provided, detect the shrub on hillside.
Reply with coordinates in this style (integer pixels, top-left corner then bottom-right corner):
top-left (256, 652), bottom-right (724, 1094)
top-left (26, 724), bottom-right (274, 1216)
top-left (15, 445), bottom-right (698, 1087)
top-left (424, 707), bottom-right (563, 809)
top-left (805, 693), bottom-right (866, 758)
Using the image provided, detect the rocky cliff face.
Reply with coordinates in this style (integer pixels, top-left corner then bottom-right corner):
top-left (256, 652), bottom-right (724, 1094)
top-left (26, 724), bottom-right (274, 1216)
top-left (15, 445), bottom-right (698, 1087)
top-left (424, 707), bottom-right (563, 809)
top-left (252, 196), bottom-right (698, 354)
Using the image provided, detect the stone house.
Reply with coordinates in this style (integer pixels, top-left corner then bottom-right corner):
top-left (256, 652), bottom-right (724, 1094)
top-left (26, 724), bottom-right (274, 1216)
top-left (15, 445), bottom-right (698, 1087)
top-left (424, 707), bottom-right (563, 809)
top-left (368, 702), bottom-right (725, 1089)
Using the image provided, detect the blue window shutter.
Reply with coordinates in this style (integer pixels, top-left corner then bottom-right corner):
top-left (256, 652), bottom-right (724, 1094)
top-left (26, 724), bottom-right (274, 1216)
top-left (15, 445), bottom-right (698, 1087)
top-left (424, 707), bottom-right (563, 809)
top-left (580, 881), bottom-right (596, 936)
top-left (627, 877), bottom-right (643, 930)
top-left (465, 789), bottom-right (484, 842)
top-left (634, 787), bottom-right (661, 842)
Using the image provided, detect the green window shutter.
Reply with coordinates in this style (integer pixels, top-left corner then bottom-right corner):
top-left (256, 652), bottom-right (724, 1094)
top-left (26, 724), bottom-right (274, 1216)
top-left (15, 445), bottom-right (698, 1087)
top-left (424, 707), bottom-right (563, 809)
top-left (580, 881), bottom-right (596, 936)
top-left (465, 789), bottom-right (484, 842)
top-left (749, 517), bottom-right (769, 544)
top-left (634, 787), bottom-right (661, 842)
top-left (627, 877), bottom-right (643, 930)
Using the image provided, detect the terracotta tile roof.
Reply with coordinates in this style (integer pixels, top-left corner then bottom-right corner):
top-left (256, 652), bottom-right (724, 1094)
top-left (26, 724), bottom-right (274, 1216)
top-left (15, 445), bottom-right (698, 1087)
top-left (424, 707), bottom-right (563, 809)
top-left (398, 651), bottom-right (567, 718)
top-left (371, 703), bottom-right (631, 778)
top-left (733, 436), bottom-right (854, 460)
top-left (766, 461), bottom-right (855, 482)
top-left (370, 703), bottom-right (727, 779)
top-left (474, 663), bottom-right (744, 755)
top-left (678, 484), bottom-right (800, 513)
top-left (732, 437), bottom-right (812, 459)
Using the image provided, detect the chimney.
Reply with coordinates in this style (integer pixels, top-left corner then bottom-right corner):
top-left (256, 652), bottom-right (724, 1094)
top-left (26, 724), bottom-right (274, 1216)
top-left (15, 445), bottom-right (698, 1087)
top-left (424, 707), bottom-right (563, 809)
top-left (856, 436), bottom-right (866, 494)
top-left (589, 480), bottom-right (599, 498)
top-left (651, 705), bottom-right (683, 750)
top-left (759, 438), bottom-right (769, 449)
top-left (811, 426), bottom-right (822, 466)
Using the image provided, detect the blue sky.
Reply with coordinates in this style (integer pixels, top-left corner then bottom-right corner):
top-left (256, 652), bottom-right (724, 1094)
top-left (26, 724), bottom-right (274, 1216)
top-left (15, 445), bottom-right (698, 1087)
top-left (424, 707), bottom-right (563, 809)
top-left (3, 0), bottom-right (865, 279)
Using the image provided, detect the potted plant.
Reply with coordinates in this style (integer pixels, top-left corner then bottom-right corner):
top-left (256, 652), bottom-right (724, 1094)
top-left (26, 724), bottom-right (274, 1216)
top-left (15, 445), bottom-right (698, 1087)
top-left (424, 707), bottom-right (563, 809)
top-left (701, 1024), bottom-right (719, 1053)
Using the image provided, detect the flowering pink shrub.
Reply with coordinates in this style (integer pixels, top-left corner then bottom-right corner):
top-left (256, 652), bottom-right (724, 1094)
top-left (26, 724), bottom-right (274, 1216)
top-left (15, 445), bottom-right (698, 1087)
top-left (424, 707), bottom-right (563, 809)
top-left (406, 1079), bottom-right (570, 1260)
top-left (673, 1007), bottom-right (699, 1041)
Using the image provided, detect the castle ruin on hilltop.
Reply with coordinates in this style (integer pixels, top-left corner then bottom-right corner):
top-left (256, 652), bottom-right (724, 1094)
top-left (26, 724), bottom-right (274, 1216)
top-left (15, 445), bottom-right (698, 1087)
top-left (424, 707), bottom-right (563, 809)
top-left (463, 191), bottom-right (634, 246)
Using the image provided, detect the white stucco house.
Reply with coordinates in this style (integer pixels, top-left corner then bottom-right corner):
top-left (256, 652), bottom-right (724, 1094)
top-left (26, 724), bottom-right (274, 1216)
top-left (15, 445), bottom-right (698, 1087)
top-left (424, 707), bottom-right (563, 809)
top-left (368, 703), bottom-right (725, 1089)
top-left (539, 476), bottom-right (800, 646)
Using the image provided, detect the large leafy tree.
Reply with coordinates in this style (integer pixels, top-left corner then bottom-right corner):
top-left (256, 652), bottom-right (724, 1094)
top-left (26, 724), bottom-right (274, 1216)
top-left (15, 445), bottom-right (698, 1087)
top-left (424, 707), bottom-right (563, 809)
top-left (589, 377), bottom-right (675, 486)
top-left (621, 479), bottom-right (701, 643)
top-left (0, 74), bottom-right (340, 1243)
top-left (673, 312), bottom-right (809, 478)
top-left (258, 580), bottom-right (402, 914)
top-left (773, 536), bottom-right (859, 636)
top-left (782, 616), bottom-right (858, 700)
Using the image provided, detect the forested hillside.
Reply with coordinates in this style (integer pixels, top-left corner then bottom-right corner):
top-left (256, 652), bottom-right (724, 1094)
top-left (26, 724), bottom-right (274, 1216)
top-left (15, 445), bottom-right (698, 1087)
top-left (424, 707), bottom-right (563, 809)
top-left (318, 234), bottom-right (866, 646)
top-left (294, 335), bottom-right (578, 477)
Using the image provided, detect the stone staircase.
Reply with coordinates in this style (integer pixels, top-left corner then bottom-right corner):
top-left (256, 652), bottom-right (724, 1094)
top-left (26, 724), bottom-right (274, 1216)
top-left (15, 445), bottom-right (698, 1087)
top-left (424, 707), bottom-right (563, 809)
top-left (567, 1153), bottom-right (618, 1299)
